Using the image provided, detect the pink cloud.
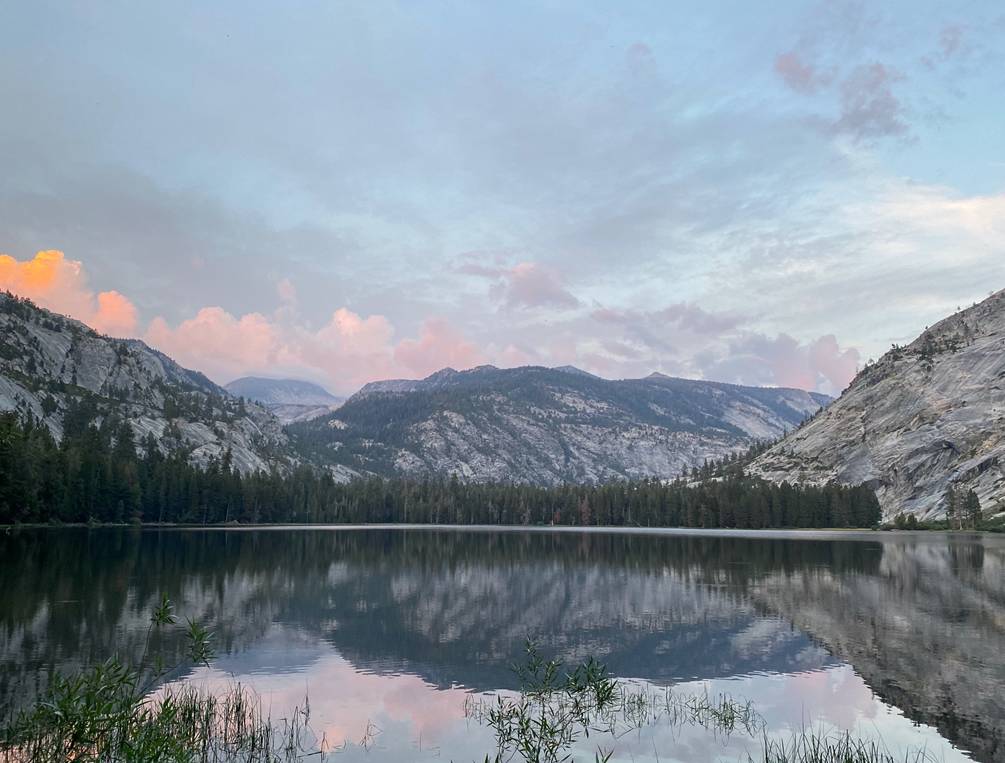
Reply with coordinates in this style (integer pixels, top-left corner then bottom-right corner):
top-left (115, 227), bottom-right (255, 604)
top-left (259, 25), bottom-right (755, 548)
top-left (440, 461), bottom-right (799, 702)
top-left (501, 262), bottom-right (579, 309)
top-left (146, 305), bottom-right (484, 393)
top-left (458, 257), bottom-right (579, 310)
top-left (0, 250), bottom-right (139, 337)
top-left (2, 249), bottom-right (861, 395)
top-left (146, 305), bottom-right (404, 392)
top-left (289, 308), bottom-right (400, 389)
top-left (807, 334), bottom-right (860, 392)
top-left (582, 303), bottom-right (859, 393)
top-left (709, 332), bottom-right (860, 394)
top-left (496, 343), bottom-right (538, 368)
top-left (774, 51), bottom-right (828, 94)
top-left (146, 308), bottom-right (280, 381)
top-left (0, 251), bottom-right (475, 392)
top-left (394, 318), bottom-right (486, 377)
top-left (276, 277), bottom-right (297, 305)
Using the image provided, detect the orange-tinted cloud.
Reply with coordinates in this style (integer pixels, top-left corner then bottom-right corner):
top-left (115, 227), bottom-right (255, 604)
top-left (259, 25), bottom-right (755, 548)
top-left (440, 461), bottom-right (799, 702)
top-left (91, 290), bottom-right (139, 336)
top-left (0, 250), bottom-right (139, 337)
top-left (1, 249), bottom-right (863, 395)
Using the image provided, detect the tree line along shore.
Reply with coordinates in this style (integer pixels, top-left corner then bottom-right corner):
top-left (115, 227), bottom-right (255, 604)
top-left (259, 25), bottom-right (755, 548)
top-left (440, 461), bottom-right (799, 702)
top-left (1, 410), bottom-right (882, 529)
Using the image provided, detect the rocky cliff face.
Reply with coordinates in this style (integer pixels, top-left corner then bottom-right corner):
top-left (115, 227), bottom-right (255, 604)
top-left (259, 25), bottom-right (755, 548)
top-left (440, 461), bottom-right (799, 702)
top-left (751, 289), bottom-right (1005, 519)
top-left (0, 292), bottom-right (289, 473)
top-left (292, 364), bottom-right (830, 483)
top-left (225, 376), bottom-right (344, 424)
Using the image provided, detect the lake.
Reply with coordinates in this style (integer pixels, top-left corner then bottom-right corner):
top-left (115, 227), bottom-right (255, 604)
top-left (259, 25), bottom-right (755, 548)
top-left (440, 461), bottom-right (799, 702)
top-left (1, 526), bottom-right (1002, 762)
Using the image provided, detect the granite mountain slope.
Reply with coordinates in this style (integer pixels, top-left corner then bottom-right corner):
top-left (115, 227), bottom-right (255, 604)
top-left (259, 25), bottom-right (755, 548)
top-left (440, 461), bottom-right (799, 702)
top-left (0, 292), bottom-right (289, 473)
top-left (751, 288), bottom-right (1005, 519)
top-left (291, 365), bottom-right (830, 483)
top-left (225, 376), bottom-right (345, 424)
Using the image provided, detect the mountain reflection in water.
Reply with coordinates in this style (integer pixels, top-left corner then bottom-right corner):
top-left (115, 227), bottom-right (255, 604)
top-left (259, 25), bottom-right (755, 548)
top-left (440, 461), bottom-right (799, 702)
top-left (0, 527), bottom-right (1001, 761)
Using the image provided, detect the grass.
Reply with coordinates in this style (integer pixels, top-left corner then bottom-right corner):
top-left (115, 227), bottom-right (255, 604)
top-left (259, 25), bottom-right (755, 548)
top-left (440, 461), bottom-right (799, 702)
top-left (1, 665), bottom-right (323, 763)
top-left (1, 598), bottom-right (327, 762)
top-left (757, 729), bottom-right (941, 763)
top-left (465, 642), bottom-right (941, 763)
top-left (0, 615), bottom-right (949, 763)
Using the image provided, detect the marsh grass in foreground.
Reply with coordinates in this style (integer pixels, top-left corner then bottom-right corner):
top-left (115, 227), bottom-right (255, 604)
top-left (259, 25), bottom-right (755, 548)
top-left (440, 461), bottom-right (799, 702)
top-left (467, 642), bottom-right (942, 763)
top-left (1, 666), bottom-right (324, 762)
top-left (0, 607), bottom-right (948, 763)
top-left (465, 642), bottom-right (762, 763)
top-left (756, 730), bottom-right (943, 763)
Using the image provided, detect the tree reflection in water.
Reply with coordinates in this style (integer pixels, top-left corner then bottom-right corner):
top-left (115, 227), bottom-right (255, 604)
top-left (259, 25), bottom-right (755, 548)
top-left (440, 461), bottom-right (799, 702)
top-left (0, 527), bottom-right (1001, 761)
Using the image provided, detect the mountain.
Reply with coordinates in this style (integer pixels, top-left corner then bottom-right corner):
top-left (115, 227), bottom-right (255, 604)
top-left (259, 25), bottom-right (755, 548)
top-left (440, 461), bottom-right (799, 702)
top-left (750, 289), bottom-right (1005, 519)
top-left (0, 292), bottom-right (289, 473)
top-left (225, 376), bottom-right (344, 424)
top-left (290, 364), bottom-right (830, 484)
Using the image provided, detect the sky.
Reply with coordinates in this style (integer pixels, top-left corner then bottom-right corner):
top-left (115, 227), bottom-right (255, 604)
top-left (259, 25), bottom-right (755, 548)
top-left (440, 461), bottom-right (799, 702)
top-left (1, 0), bottom-right (1003, 396)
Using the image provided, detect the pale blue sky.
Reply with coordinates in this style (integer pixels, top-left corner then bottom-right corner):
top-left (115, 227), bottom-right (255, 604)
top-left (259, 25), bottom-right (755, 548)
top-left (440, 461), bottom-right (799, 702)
top-left (1, 1), bottom-right (1003, 393)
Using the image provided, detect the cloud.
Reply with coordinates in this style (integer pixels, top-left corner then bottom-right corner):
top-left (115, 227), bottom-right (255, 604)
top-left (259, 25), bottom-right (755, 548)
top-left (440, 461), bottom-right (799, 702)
top-left (0, 250), bottom-right (139, 336)
top-left (148, 307), bottom-right (491, 393)
top-left (833, 63), bottom-right (909, 141)
top-left (774, 51), bottom-right (828, 94)
top-left (705, 179), bottom-right (1005, 366)
top-left (498, 262), bottom-right (580, 309)
top-left (2, 248), bottom-right (866, 394)
top-left (146, 308), bottom-right (281, 382)
top-left (147, 305), bottom-right (401, 392)
top-left (774, 48), bottom-right (910, 142)
top-left (394, 318), bottom-right (487, 377)
top-left (92, 290), bottom-right (140, 337)
top-left (0, 249), bottom-right (484, 393)
top-left (939, 24), bottom-right (965, 59)
top-left (591, 302), bottom-right (742, 357)
top-left (459, 258), bottom-right (580, 310)
top-left (276, 277), bottom-right (297, 305)
top-left (584, 303), bottom-right (858, 394)
top-left (707, 333), bottom-right (860, 394)
top-left (2, 2), bottom-right (1002, 406)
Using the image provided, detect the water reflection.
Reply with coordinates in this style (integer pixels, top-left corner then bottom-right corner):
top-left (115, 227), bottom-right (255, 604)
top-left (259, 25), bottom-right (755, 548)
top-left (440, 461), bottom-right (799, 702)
top-left (1, 528), bottom-right (1001, 761)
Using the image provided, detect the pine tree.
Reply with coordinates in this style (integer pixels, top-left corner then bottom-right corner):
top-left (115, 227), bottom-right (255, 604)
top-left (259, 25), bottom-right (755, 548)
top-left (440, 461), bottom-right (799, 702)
top-left (944, 486), bottom-right (960, 530)
top-left (964, 490), bottom-right (982, 529)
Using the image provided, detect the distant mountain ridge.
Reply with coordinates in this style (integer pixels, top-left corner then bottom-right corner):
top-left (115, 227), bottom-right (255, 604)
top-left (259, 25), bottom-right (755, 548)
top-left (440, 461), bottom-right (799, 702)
top-left (291, 364), bottom-right (831, 484)
top-left (751, 288), bottom-right (1005, 519)
top-left (225, 376), bottom-right (344, 424)
top-left (0, 292), bottom-right (290, 473)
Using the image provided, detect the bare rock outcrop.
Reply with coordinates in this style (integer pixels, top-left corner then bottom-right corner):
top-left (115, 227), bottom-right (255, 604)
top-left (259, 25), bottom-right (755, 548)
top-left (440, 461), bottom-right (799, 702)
top-left (292, 364), bottom-right (831, 484)
top-left (751, 289), bottom-right (1005, 519)
top-left (0, 292), bottom-right (290, 473)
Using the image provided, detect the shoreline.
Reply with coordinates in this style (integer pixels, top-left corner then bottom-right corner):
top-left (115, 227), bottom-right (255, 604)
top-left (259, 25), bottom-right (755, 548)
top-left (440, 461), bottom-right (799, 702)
top-left (2, 521), bottom-right (1001, 538)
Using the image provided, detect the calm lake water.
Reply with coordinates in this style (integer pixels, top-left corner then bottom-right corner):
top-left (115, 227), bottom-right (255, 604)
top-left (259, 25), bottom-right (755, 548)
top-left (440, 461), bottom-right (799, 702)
top-left (1, 526), bottom-right (1002, 762)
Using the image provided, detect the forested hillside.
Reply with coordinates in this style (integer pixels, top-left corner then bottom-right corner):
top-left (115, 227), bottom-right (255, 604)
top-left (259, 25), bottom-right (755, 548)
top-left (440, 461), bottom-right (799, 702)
top-left (0, 412), bottom-right (880, 528)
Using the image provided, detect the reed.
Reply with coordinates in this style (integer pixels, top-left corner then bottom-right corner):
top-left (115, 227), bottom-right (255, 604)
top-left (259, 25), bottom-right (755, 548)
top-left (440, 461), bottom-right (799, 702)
top-left (0, 620), bottom-right (946, 763)
top-left (756, 729), bottom-right (941, 763)
top-left (1, 668), bottom-right (323, 763)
